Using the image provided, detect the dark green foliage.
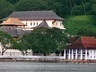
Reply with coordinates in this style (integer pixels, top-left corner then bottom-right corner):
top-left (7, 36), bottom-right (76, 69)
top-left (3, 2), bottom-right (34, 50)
top-left (27, 28), bottom-right (68, 56)
top-left (72, 5), bottom-right (84, 15)
top-left (15, 0), bottom-right (48, 11)
top-left (84, 2), bottom-right (92, 14)
top-left (12, 34), bottom-right (31, 55)
top-left (0, 0), bottom-right (96, 19)
top-left (14, 28), bottom-right (68, 56)
top-left (92, 3), bottom-right (96, 15)
top-left (77, 27), bottom-right (96, 36)
top-left (0, 0), bottom-right (14, 19)
top-left (6, 0), bottom-right (19, 4)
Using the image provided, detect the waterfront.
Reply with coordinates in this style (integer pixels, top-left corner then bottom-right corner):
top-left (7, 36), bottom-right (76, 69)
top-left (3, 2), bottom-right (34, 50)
top-left (0, 62), bottom-right (96, 72)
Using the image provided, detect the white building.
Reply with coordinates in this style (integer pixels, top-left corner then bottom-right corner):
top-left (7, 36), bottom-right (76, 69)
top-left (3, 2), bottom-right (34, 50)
top-left (0, 42), bottom-right (32, 56)
top-left (2, 10), bottom-right (65, 30)
top-left (64, 36), bottom-right (96, 60)
top-left (0, 10), bottom-right (65, 56)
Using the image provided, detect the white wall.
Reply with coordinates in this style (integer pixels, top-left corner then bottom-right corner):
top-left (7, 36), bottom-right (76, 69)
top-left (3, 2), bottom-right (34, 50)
top-left (21, 20), bottom-right (43, 28)
top-left (0, 42), bottom-right (32, 56)
top-left (3, 49), bottom-right (22, 56)
top-left (21, 20), bottom-right (65, 29)
top-left (52, 20), bottom-right (65, 29)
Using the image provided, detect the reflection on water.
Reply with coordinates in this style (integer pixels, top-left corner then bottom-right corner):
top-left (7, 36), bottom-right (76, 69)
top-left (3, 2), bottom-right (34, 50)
top-left (0, 62), bottom-right (96, 72)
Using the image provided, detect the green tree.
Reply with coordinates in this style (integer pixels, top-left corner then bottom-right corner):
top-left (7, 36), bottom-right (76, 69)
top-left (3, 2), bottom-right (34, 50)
top-left (6, 0), bottom-right (19, 4)
top-left (0, 0), bottom-right (14, 19)
top-left (25, 28), bottom-right (68, 56)
top-left (77, 27), bottom-right (96, 36)
top-left (84, 2), bottom-right (92, 14)
top-left (15, 0), bottom-right (48, 11)
top-left (72, 5), bottom-right (84, 15)
top-left (12, 34), bottom-right (31, 55)
top-left (0, 31), bottom-right (15, 55)
top-left (92, 1), bottom-right (96, 14)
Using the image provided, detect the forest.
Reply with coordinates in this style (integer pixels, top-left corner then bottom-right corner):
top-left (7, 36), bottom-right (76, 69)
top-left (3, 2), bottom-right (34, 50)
top-left (0, 0), bottom-right (96, 19)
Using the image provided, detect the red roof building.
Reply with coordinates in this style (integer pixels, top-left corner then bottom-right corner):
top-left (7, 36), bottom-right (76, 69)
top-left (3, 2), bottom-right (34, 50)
top-left (66, 36), bottom-right (96, 49)
top-left (64, 36), bottom-right (96, 60)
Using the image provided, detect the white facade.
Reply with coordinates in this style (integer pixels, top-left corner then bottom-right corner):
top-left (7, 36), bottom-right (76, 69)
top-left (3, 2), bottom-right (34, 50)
top-left (21, 20), bottom-right (65, 29)
top-left (4, 11), bottom-right (65, 30)
top-left (63, 49), bottom-right (96, 60)
top-left (0, 43), bottom-right (32, 56)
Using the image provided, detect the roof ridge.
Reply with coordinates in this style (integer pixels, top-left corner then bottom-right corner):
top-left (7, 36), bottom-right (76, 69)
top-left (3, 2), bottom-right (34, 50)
top-left (72, 37), bottom-right (80, 44)
top-left (66, 36), bottom-right (96, 49)
top-left (13, 10), bottom-right (54, 12)
top-left (81, 36), bottom-right (86, 49)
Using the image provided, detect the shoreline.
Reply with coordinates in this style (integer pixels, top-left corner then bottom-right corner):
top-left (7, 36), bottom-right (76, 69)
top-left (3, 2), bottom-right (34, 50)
top-left (0, 56), bottom-right (96, 63)
top-left (64, 59), bottom-right (96, 63)
top-left (0, 58), bottom-right (96, 63)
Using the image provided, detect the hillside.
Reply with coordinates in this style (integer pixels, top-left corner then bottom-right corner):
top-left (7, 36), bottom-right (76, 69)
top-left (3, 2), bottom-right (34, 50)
top-left (64, 15), bottom-right (96, 36)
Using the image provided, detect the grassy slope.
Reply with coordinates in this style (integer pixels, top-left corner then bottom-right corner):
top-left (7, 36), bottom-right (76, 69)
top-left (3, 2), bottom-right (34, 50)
top-left (64, 15), bottom-right (96, 36)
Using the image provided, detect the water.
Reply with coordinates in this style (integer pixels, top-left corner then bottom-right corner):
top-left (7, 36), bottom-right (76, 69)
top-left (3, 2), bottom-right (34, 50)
top-left (0, 62), bottom-right (96, 72)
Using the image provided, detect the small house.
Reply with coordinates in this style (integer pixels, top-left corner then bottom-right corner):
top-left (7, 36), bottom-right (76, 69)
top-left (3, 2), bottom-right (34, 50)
top-left (64, 36), bottom-right (96, 60)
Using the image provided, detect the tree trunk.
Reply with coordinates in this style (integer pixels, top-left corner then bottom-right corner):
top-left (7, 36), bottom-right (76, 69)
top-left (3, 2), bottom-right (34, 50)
top-left (1, 48), bottom-right (7, 55)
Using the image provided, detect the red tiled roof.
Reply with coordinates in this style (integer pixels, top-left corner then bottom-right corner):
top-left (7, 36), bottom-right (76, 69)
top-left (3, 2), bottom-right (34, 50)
top-left (66, 36), bottom-right (96, 49)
